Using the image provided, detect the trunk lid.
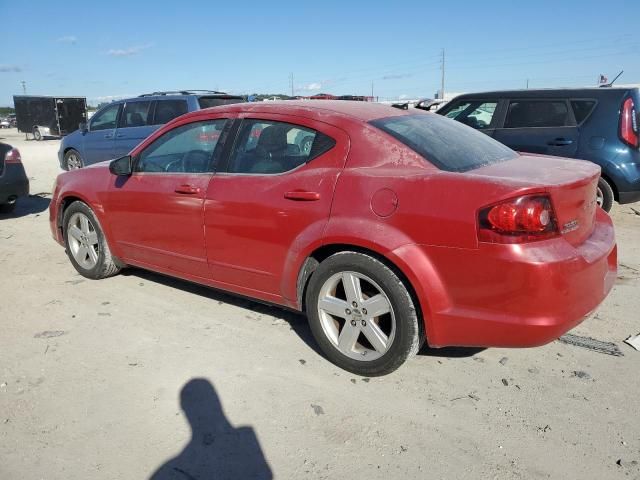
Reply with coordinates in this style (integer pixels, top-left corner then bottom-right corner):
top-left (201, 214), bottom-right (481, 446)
top-left (471, 154), bottom-right (600, 246)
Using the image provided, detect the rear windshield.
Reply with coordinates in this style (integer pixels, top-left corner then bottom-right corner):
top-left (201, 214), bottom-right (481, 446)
top-left (198, 96), bottom-right (245, 109)
top-left (370, 113), bottom-right (517, 172)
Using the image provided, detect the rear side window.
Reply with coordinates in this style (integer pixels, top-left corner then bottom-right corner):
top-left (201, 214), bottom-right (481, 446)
top-left (228, 119), bottom-right (335, 174)
top-left (198, 96), bottom-right (245, 109)
top-left (153, 100), bottom-right (188, 124)
top-left (120, 101), bottom-right (152, 128)
top-left (570, 100), bottom-right (596, 124)
top-left (504, 100), bottom-right (570, 128)
top-left (371, 114), bottom-right (517, 172)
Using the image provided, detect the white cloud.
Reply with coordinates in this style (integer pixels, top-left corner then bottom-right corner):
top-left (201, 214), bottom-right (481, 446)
top-left (106, 43), bottom-right (154, 57)
top-left (57, 35), bottom-right (77, 44)
top-left (0, 64), bottom-right (22, 73)
top-left (382, 73), bottom-right (413, 80)
top-left (300, 82), bottom-right (322, 91)
top-left (399, 94), bottom-right (408, 99)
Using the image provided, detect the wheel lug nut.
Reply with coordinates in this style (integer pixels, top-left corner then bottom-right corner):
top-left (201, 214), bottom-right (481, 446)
top-left (352, 301), bottom-right (357, 307)
top-left (350, 319), bottom-right (357, 327)
top-left (362, 308), bottom-right (367, 315)
top-left (361, 320), bottom-right (367, 327)
top-left (345, 308), bottom-right (351, 315)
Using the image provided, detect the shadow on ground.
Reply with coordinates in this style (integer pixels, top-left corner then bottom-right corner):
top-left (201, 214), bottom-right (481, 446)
top-left (150, 378), bottom-right (273, 480)
top-left (0, 194), bottom-right (50, 219)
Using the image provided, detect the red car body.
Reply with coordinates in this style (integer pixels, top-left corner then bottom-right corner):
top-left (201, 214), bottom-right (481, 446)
top-left (49, 101), bottom-right (617, 348)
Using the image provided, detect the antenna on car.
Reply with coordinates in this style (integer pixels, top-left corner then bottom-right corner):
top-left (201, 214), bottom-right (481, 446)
top-left (600, 70), bottom-right (623, 88)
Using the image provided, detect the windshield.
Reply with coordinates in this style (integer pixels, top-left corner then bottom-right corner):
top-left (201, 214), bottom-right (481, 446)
top-left (370, 113), bottom-right (517, 172)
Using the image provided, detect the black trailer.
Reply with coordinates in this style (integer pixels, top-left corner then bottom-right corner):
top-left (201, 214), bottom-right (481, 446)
top-left (13, 96), bottom-right (87, 141)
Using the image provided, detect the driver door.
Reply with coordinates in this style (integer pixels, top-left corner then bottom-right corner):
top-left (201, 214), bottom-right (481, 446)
top-left (105, 118), bottom-right (229, 277)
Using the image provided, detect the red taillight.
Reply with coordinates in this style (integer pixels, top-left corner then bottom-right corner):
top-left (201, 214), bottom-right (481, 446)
top-left (4, 148), bottom-right (22, 164)
top-left (478, 194), bottom-right (559, 243)
top-left (619, 97), bottom-right (639, 149)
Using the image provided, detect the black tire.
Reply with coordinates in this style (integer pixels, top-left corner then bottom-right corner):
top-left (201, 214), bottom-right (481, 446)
top-left (64, 149), bottom-right (83, 170)
top-left (597, 177), bottom-right (614, 213)
top-left (0, 201), bottom-right (16, 214)
top-left (305, 251), bottom-right (422, 376)
top-left (33, 128), bottom-right (42, 141)
top-left (63, 201), bottom-right (122, 279)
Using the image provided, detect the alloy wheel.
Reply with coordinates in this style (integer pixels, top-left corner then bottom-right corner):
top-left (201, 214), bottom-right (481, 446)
top-left (67, 212), bottom-right (99, 269)
top-left (317, 271), bottom-right (396, 361)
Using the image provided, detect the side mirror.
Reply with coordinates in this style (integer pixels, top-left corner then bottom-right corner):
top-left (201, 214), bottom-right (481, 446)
top-left (79, 122), bottom-right (88, 133)
top-left (109, 155), bottom-right (132, 176)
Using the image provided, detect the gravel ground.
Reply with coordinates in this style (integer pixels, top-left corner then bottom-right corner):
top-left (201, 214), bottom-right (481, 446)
top-left (0, 128), bottom-right (639, 480)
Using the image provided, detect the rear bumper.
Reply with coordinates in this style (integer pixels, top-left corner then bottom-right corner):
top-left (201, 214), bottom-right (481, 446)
top-left (0, 164), bottom-right (29, 203)
top-left (618, 190), bottom-right (640, 204)
top-left (393, 209), bottom-right (617, 348)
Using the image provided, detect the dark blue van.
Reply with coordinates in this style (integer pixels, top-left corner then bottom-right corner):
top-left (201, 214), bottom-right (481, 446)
top-left (437, 87), bottom-right (640, 211)
top-left (58, 90), bottom-right (244, 171)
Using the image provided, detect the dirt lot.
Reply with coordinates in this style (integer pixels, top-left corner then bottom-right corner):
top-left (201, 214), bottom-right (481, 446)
top-left (0, 128), bottom-right (639, 479)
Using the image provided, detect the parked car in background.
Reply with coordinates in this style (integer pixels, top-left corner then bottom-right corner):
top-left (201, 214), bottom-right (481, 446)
top-left (50, 102), bottom-right (616, 375)
top-left (0, 142), bottom-right (29, 213)
top-left (0, 118), bottom-right (10, 128)
top-left (58, 90), bottom-right (246, 170)
top-left (437, 87), bottom-right (640, 212)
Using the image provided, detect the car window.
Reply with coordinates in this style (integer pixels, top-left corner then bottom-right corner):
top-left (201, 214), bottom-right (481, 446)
top-left (120, 101), bottom-right (152, 128)
top-left (370, 114), bottom-right (517, 173)
top-left (135, 120), bottom-right (227, 173)
top-left (198, 96), bottom-right (245, 109)
top-left (448, 101), bottom-right (497, 130)
top-left (90, 104), bottom-right (120, 131)
top-left (504, 100), bottom-right (570, 128)
top-left (570, 100), bottom-right (596, 124)
top-left (443, 102), bottom-right (471, 119)
top-left (227, 119), bottom-right (335, 174)
top-left (153, 99), bottom-right (189, 124)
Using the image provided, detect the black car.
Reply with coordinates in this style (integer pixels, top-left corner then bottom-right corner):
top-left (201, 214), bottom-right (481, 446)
top-left (0, 143), bottom-right (29, 213)
top-left (437, 87), bottom-right (640, 211)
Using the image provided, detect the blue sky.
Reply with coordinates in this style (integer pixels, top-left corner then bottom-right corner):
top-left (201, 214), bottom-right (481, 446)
top-left (1, 0), bottom-right (639, 106)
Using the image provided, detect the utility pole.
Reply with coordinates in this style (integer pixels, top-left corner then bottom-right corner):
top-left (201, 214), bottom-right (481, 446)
top-left (440, 49), bottom-right (445, 100)
top-left (21, 80), bottom-right (26, 94)
top-left (289, 73), bottom-right (294, 97)
top-left (526, 78), bottom-right (529, 89)
top-left (371, 80), bottom-right (374, 100)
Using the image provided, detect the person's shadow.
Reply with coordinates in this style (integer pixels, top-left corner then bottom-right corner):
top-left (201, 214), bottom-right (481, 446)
top-left (150, 378), bottom-right (273, 480)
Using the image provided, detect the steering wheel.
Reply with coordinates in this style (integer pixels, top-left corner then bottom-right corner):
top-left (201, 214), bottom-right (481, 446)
top-left (182, 150), bottom-right (211, 173)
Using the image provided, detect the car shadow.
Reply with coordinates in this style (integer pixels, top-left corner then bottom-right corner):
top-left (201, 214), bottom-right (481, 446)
top-left (149, 378), bottom-right (273, 480)
top-left (0, 194), bottom-right (50, 219)
top-left (123, 268), bottom-right (323, 357)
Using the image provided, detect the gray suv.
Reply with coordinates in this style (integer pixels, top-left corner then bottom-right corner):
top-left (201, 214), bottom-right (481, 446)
top-left (58, 91), bottom-right (245, 170)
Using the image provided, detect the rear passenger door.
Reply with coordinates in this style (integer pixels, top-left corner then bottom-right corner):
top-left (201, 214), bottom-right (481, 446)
top-left (493, 99), bottom-right (578, 157)
top-left (112, 100), bottom-right (157, 158)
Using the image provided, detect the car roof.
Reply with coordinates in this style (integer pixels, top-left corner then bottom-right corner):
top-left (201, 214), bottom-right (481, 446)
top-left (200, 100), bottom-right (412, 122)
top-left (450, 87), bottom-right (637, 100)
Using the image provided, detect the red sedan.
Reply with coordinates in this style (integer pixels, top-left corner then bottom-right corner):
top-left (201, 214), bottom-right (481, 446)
top-left (49, 101), bottom-right (617, 375)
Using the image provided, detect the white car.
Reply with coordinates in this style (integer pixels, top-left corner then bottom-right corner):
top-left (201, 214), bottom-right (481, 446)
top-left (0, 118), bottom-right (10, 129)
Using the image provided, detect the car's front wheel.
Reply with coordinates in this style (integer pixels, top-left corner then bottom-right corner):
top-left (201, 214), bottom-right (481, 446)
top-left (64, 149), bottom-right (83, 170)
top-left (305, 252), bottom-right (422, 376)
top-left (63, 201), bottom-right (121, 279)
top-left (33, 128), bottom-right (42, 141)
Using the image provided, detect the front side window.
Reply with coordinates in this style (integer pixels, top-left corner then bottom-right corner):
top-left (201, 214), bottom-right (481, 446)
top-left (135, 120), bottom-right (227, 173)
top-left (153, 100), bottom-right (188, 124)
top-left (227, 119), bottom-right (335, 174)
top-left (90, 104), bottom-right (120, 131)
top-left (371, 114), bottom-right (517, 173)
top-left (120, 101), bottom-right (152, 128)
top-left (446, 101), bottom-right (497, 129)
top-left (504, 100), bottom-right (570, 128)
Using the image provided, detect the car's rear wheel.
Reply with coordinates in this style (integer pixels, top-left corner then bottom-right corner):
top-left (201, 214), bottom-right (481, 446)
top-left (64, 149), bottom-right (83, 170)
top-left (596, 177), bottom-right (614, 212)
top-left (33, 128), bottom-right (42, 141)
top-left (63, 201), bottom-right (121, 279)
top-left (305, 251), bottom-right (421, 376)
